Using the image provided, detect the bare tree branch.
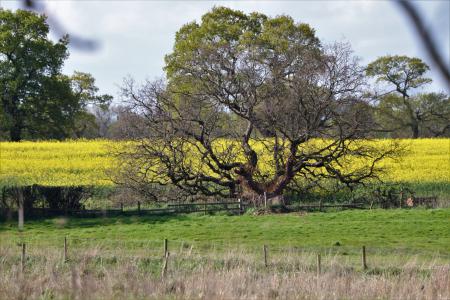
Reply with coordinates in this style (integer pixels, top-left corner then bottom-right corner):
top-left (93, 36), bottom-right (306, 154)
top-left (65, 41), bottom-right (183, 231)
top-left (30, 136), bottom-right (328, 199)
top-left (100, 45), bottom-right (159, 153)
top-left (397, 0), bottom-right (450, 88)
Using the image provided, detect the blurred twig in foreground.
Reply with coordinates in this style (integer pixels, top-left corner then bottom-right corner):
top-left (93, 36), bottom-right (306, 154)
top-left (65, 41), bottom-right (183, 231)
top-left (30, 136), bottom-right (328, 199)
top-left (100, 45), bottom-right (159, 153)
top-left (22, 0), bottom-right (99, 51)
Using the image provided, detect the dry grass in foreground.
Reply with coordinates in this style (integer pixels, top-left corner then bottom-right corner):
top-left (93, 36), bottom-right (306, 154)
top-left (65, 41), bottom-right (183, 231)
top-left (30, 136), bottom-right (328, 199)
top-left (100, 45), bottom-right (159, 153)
top-left (0, 244), bottom-right (449, 300)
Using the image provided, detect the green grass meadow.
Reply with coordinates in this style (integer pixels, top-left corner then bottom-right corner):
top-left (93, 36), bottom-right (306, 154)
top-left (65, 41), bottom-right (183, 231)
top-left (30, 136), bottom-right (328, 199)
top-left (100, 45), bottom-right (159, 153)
top-left (1, 209), bottom-right (449, 260)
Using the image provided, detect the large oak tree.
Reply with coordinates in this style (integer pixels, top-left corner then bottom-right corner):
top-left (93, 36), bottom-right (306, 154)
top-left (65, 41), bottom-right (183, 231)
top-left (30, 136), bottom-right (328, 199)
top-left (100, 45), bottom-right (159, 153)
top-left (118, 7), bottom-right (400, 200)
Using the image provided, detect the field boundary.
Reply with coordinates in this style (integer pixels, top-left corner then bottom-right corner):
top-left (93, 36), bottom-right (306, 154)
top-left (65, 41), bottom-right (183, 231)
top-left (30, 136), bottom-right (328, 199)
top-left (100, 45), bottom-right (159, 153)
top-left (0, 200), bottom-right (367, 219)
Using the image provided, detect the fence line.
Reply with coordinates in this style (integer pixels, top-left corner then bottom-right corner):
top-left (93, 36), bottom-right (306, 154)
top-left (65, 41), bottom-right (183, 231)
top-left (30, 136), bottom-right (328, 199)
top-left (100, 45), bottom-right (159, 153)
top-left (2, 235), bottom-right (449, 260)
top-left (1, 200), bottom-right (369, 219)
top-left (4, 239), bottom-right (450, 279)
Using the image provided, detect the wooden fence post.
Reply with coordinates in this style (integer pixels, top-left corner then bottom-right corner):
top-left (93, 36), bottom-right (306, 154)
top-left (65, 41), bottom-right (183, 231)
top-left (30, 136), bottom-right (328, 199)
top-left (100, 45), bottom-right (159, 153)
top-left (161, 252), bottom-right (170, 278)
top-left (21, 242), bottom-right (26, 272)
top-left (164, 238), bottom-right (168, 257)
top-left (64, 236), bottom-right (68, 262)
top-left (18, 189), bottom-right (24, 231)
top-left (317, 253), bottom-right (321, 275)
top-left (263, 245), bottom-right (268, 267)
top-left (137, 201), bottom-right (141, 214)
top-left (264, 192), bottom-right (267, 209)
top-left (362, 246), bottom-right (368, 270)
top-left (238, 198), bottom-right (242, 215)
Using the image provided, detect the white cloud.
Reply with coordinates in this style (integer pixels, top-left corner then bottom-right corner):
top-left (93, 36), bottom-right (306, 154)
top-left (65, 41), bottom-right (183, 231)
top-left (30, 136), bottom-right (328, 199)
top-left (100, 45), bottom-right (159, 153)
top-left (1, 0), bottom-right (448, 96)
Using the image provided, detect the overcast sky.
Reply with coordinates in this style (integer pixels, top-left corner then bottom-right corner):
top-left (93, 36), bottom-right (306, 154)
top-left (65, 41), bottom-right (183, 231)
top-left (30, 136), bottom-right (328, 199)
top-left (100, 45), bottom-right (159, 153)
top-left (1, 0), bottom-right (449, 100)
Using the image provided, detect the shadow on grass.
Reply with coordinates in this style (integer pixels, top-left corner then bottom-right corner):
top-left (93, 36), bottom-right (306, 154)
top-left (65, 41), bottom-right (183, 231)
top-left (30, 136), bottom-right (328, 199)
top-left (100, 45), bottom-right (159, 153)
top-left (0, 213), bottom-right (194, 232)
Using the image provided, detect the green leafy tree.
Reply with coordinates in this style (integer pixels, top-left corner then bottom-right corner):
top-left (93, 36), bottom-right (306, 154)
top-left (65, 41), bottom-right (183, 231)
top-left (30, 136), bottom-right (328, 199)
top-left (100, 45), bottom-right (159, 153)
top-left (70, 71), bottom-right (112, 110)
top-left (24, 74), bottom-right (77, 139)
top-left (70, 71), bottom-right (113, 138)
top-left (118, 7), bottom-right (399, 200)
top-left (366, 55), bottom-right (448, 138)
top-left (415, 92), bottom-right (450, 137)
top-left (375, 92), bottom-right (450, 138)
top-left (0, 9), bottom-right (69, 141)
top-left (0, 10), bottom-right (111, 141)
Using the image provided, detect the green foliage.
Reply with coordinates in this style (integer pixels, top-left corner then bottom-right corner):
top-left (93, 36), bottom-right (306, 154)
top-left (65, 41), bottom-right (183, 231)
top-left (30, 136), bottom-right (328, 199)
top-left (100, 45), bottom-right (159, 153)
top-left (375, 92), bottom-right (450, 137)
top-left (164, 6), bottom-right (320, 88)
top-left (0, 9), bottom-right (69, 141)
top-left (366, 55), bottom-right (431, 94)
top-left (0, 185), bottom-right (102, 210)
top-left (414, 92), bottom-right (450, 137)
top-left (72, 110), bottom-right (99, 138)
top-left (398, 181), bottom-right (450, 200)
top-left (0, 9), bottom-right (111, 141)
top-left (70, 71), bottom-right (112, 110)
top-left (366, 55), bottom-right (449, 138)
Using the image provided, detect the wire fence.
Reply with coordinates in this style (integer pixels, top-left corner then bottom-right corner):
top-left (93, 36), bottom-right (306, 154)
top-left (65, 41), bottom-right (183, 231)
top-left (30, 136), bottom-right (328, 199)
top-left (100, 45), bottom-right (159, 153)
top-left (2, 235), bottom-right (449, 262)
top-left (0, 199), bottom-right (371, 220)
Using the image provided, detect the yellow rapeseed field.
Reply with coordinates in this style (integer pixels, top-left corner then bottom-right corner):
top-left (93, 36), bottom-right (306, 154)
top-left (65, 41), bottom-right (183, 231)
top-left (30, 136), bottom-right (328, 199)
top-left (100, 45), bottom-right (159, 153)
top-left (0, 139), bottom-right (448, 187)
top-left (0, 140), bottom-right (114, 187)
top-left (380, 139), bottom-right (449, 183)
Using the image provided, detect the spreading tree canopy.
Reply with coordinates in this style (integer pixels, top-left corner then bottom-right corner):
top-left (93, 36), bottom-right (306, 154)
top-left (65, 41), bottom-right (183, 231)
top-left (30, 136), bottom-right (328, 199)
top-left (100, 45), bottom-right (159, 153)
top-left (118, 7), bottom-right (400, 200)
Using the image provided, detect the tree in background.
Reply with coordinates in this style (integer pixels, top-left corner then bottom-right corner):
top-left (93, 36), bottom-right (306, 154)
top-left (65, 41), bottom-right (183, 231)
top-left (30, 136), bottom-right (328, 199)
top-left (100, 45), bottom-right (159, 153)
top-left (118, 7), bottom-right (400, 200)
top-left (0, 10), bottom-right (111, 141)
top-left (70, 71), bottom-right (113, 138)
top-left (414, 92), bottom-right (450, 137)
top-left (366, 55), bottom-right (449, 138)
